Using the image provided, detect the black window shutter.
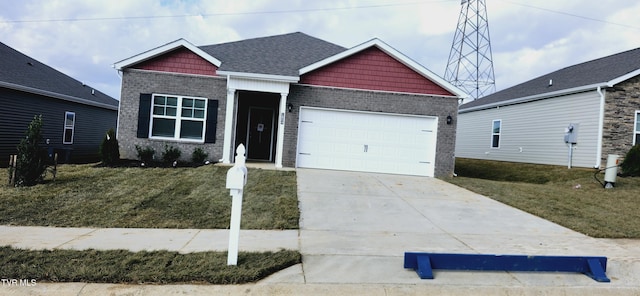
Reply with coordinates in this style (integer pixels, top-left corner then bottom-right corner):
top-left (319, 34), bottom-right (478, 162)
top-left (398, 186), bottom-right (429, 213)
top-left (204, 99), bottom-right (219, 143)
top-left (137, 94), bottom-right (152, 138)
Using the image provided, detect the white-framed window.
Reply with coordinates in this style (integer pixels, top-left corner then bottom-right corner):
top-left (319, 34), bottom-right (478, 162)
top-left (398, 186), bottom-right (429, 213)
top-left (150, 94), bottom-right (208, 142)
top-left (491, 119), bottom-right (501, 148)
top-left (634, 110), bottom-right (639, 145)
top-left (63, 111), bottom-right (75, 144)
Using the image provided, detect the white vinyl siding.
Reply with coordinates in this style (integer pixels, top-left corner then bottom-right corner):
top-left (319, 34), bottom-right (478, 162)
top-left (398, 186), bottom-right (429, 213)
top-left (456, 90), bottom-right (601, 168)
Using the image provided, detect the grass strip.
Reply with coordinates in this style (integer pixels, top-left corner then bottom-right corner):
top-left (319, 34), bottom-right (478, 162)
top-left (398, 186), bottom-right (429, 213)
top-left (0, 246), bottom-right (301, 284)
top-left (0, 164), bottom-right (299, 230)
top-left (444, 158), bottom-right (640, 238)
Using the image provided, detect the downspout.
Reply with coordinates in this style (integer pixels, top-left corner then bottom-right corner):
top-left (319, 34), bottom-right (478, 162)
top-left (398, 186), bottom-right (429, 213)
top-left (594, 86), bottom-right (606, 168)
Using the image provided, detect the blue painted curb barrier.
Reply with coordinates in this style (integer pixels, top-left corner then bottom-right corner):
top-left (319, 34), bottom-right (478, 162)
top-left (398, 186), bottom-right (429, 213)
top-left (404, 252), bottom-right (610, 283)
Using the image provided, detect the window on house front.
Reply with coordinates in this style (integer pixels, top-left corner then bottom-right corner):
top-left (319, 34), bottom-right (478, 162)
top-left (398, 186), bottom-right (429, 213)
top-left (491, 119), bottom-right (501, 148)
top-left (635, 111), bottom-right (640, 145)
top-left (150, 94), bottom-right (207, 141)
top-left (63, 112), bottom-right (75, 144)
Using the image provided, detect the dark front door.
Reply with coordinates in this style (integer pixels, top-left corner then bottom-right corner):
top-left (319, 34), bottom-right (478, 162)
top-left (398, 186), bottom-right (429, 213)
top-left (246, 107), bottom-right (275, 161)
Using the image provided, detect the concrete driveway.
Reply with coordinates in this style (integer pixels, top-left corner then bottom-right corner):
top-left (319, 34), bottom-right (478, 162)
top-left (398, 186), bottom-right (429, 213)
top-left (280, 169), bottom-right (640, 293)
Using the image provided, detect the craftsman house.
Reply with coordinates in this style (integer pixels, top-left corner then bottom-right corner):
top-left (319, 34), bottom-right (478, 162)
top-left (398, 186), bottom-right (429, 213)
top-left (456, 47), bottom-right (640, 168)
top-left (114, 32), bottom-right (466, 177)
top-left (0, 41), bottom-right (119, 164)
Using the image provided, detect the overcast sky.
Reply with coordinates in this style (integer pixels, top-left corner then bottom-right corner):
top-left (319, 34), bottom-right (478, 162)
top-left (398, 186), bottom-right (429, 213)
top-left (1, 0), bottom-right (640, 100)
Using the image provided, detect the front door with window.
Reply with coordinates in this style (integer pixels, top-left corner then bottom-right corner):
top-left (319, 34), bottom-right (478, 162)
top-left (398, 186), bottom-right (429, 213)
top-left (246, 107), bottom-right (275, 161)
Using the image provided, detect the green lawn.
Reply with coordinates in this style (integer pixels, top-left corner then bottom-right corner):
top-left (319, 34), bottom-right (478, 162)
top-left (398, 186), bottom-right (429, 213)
top-left (0, 163), bottom-right (301, 284)
top-left (0, 247), bottom-right (301, 284)
top-left (1, 164), bottom-right (299, 229)
top-left (443, 158), bottom-right (640, 238)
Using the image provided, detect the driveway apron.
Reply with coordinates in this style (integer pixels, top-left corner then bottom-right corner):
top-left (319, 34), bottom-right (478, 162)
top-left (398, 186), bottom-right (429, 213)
top-left (296, 169), bottom-right (640, 289)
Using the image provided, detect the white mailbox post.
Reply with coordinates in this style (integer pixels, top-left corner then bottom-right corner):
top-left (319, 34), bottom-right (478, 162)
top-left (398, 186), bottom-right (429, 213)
top-left (226, 144), bottom-right (247, 266)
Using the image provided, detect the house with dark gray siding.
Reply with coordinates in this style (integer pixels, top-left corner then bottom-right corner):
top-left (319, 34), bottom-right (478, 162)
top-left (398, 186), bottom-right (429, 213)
top-left (0, 41), bottom-right (119, 164)
top-left (456, 47), bottom-right (640, 168)
top-left (114, 32), bottom-right (465, 177)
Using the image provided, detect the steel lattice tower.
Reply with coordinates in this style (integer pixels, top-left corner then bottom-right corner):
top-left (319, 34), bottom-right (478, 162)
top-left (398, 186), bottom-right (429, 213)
top-left (444, 0), bottom-right (495, 102)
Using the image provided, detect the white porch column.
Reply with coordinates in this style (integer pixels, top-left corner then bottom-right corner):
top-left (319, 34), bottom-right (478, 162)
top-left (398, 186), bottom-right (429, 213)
top-left (221, 88), bottom-right (236, 164)
top-left (275, 92), bottom-right (288, 168)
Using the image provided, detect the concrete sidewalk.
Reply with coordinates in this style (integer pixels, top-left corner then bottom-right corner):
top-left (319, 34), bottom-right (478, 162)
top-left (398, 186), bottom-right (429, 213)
top-left (2, 169), bottom-right (640, 295)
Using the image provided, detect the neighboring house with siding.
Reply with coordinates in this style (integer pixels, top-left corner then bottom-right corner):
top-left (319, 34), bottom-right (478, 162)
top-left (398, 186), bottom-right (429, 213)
top-left (114, 32), bottom-right (466, 177)
top-left (0, 41), bottom-right (119, 164)
top-left (456, 47), bottom-right (640, 168)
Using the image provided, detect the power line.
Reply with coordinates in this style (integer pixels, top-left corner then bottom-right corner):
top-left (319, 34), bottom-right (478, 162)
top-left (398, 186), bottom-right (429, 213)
top-left (497, 0), bottom-right (640, 30)
top-left (0, 1), bottom-right (453, 24)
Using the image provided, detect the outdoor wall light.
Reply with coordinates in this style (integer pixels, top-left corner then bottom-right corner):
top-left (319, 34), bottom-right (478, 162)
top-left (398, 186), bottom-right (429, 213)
top-left (446, 115), bottom-right (453, 125)
top-left (287, 103), bottom-right (293, 113)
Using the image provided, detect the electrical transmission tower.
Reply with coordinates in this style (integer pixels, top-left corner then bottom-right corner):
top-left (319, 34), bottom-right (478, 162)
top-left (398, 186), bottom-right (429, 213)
top-left (444, 0), bottom-right (496, 102)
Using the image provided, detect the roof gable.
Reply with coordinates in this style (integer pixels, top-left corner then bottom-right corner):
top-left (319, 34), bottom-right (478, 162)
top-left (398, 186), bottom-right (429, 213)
top-left (461, 47), bottom-right (640, 111)
top-left (300, 46), bottom-right (454, 96)
top-left (131, 47), bottom-right (218, 76)
top-left (0, 41), bottom-right (118, 109)
top-left (300, 39), bottom-right (466, 97)
top-left (114, 39), bottom-right (221, 71)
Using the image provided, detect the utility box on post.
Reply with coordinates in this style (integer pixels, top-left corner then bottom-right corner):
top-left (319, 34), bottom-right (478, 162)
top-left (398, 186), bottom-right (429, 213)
top-left (604, 154), bottom-right (620, 189)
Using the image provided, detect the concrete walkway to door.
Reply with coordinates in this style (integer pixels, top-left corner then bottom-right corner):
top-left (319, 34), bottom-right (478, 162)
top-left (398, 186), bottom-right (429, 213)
top-left (288, 169), bottom-right (640, 294)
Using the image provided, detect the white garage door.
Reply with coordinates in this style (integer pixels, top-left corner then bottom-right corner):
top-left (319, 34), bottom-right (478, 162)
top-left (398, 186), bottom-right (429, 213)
top-left (297, 107), bottom-right (438, 177)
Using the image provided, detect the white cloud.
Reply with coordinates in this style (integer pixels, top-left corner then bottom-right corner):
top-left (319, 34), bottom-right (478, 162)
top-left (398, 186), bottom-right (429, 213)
top-left (1, 0), bottom-right (640, 99)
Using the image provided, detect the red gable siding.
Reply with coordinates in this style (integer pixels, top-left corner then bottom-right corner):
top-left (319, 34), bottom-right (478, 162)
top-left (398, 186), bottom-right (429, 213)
top-left (300, 47), bottom-right (453, 96)
top-left (132, 47), bottom-right (217, 76)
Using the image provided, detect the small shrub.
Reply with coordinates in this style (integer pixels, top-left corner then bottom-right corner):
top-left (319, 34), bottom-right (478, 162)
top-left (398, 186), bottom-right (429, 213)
top-left (135, 145), bottom-right (155, 164)
top-left (99, 128), bottom-right (120, 166)
top-left (620, 145), bottom-right (640, 177)
top-left (14, 115), bottom-right (49, 186)
top-left (162, 145), bottom-right (181, 165)
top-left (191, 147), bottom-right (208, 164)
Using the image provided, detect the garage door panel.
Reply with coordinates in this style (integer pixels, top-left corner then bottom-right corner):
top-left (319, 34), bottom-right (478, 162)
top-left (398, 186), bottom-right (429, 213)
top-left (297, 107), bottom-right (437, 177)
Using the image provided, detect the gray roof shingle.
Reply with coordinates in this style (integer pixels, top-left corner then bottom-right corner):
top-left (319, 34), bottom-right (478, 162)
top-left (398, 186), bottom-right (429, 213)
top-left (0, 41), bottom-right (118, 108)
top-left (199, 32), bottom-right (347, 77)
top-left (460, 47), bottom-right (640, 111)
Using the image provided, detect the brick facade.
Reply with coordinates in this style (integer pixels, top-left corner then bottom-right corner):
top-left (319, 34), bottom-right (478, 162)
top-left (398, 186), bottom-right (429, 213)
top-left (283, 84), bottom-right (459, 177)
top-left (602, 75), bottom-right (640, 165)
top-left (117, 69), bottom-right (227, 162)
top-left (300, 47), bottom-right (453, 96)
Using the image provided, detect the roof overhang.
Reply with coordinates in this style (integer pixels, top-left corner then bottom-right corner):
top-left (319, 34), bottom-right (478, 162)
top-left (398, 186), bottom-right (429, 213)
top-left (0, 81), bottom-right (118, 110)
top-left (299, 38), bottom-right (468, 99)
top-left (217, 71), bottom-right (299, 83)
top-left (113, 39), bottom-right (222, 71)
top-left (459, 83), bottom-right (607, 114)
top-left (460, 68), bottom-right (640, 114)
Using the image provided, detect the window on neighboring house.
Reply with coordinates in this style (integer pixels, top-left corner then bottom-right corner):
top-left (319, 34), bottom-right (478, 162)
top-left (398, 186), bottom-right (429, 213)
top-left (491, 119), bottom-right (501, 148)
top-left (150, 94), bottom-right (208, 142)
top-left (634, 110), bottom-right (640, 145)
top-left (63, 112), bottom-right (75, 144)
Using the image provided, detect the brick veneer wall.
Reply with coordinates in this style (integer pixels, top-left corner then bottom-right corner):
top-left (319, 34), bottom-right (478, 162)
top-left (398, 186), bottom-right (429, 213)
top-left (117, 69), bottom-right (227, 162)
top-left (602, 75), bottom-right (640, 166)
top-left (283, 84), bottom-right (459, 177)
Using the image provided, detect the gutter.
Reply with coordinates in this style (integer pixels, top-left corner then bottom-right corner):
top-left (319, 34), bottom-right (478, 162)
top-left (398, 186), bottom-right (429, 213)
top-left (595, 86), bottom-right (606, 168)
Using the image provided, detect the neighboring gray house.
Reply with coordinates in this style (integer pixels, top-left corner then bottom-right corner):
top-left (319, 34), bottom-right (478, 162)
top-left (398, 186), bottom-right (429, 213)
top-left (114, 32), bottom-right (466, 177)
top-left (456, 47), bottom-right (640, 168)
top-left (0, 41), bottom-right (119, 164)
